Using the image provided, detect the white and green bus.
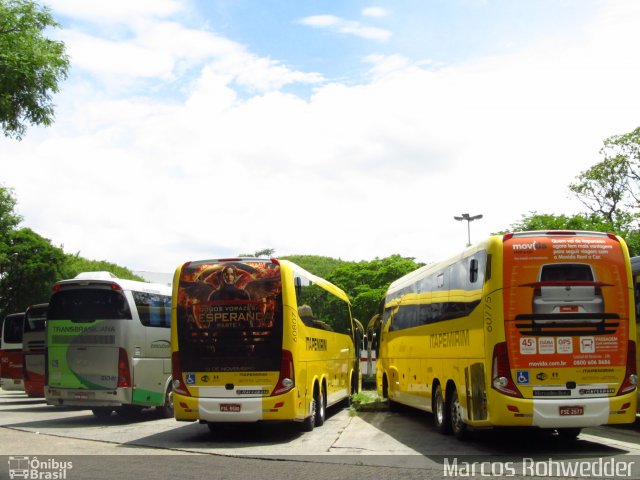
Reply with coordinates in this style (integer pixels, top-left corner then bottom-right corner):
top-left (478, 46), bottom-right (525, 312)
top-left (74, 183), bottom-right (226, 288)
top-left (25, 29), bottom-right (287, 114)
top-left (45, 272), bottom-right (174, 418)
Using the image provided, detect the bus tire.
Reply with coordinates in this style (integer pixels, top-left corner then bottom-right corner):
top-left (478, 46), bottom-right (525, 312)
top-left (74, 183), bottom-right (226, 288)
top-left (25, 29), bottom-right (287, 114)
top-left (315, 385), bottom-right (326, 427)
top-left (301, 398), bottom-right (316, 432)
top-left (157, 384), bottom-right (174, 418)
top-left (91, 408), bottom-right (113, 419)
top-left (433, 383), bottom-right (451, 434)
top-left (449, 388), bottom-right (468, 440)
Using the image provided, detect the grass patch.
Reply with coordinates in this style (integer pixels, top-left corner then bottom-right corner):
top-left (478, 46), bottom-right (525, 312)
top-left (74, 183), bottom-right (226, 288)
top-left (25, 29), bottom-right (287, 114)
top-left (349, 389), bottom-right (389, 414)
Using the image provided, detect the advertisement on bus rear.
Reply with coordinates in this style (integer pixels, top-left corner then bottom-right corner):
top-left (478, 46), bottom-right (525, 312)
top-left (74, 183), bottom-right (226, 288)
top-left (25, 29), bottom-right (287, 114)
top-left (503, 234), bottom-right (629, 376)
top-left (176, 261), bottom-right (283, 372)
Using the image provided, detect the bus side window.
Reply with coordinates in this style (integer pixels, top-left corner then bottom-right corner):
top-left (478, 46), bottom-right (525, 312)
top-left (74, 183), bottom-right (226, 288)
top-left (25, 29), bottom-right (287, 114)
top-left (635, 278), bottom-right (640, 321)
top-left (470, 259), bottom-right (479, 283)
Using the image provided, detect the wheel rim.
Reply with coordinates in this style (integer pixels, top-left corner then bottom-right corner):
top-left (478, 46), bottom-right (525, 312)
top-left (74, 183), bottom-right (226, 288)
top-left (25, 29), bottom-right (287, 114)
top-left (166, 389), bottom-right (174, 412)
top-left (435, 388), bottom-right (444, 425)
top-left (451, 392), bottom-right (463, 433)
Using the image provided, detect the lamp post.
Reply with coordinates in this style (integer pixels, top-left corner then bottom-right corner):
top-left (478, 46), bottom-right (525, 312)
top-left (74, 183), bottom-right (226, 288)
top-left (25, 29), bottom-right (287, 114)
top-left (454, 213), bottom-right (483, 246)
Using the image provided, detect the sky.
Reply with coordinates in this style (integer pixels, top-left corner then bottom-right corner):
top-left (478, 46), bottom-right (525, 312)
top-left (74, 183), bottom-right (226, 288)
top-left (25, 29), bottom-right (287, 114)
top-left (2, 0), bottom-right (640, 275)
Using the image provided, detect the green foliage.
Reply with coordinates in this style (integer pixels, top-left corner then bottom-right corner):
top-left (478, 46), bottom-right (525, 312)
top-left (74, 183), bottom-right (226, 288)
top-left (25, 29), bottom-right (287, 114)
top-left (569, 156), bottom-right (634, 227)
top-left (238, 248), bottom-right (275, 257)
top-left (0, 0), bottom-right (69, 139)
top-left (281, 254), bottom-right (348, 278)
top-left (0, 184), bottom-right (21, 235)
top-left (499, 212), bottom-right (615, 234)
top-left (0, 227), bottom-right (66, 315)
top-left (60, 253), bottom-right (144, 282)
top-left (326, 255), bottom-right (423, 322)
top-left (567, 127), bottom-right (640, 232)
top-left (282, 254), bottom-right (421, 325)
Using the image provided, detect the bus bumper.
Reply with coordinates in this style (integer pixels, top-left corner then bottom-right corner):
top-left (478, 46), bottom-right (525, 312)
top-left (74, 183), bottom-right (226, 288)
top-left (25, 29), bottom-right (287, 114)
top-left (45, 386), bottom-right (132, 407)
top-left (488, 391), bottom-right (637, 427)
top-left (174, 388), bottom-right (299, 423)
top-left (0, 377), bottom-right (24, 391)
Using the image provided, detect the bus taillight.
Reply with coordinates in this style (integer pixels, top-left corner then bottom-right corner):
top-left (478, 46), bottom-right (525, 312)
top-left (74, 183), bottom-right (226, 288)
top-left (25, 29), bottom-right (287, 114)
top-left (491, 342), bottom-right (522, 398)
top-left (117, 348), bottom-right (131, 388)
top-left (171, 351), bottom-right (190, 396)
top-left (272, 349), bottom-right (295, 396)
top-left (618, 340), bottom-right (638, 395)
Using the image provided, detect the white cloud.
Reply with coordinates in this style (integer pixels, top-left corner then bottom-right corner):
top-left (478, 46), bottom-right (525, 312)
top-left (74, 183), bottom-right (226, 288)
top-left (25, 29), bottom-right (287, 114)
top-left (362, 7), bottom-right (388, 18)
top-left (57, 17), bottom-right (324, 93)
top-left (2, 1), bottom-right (640, 273)
top-left (299, 14), bottom-right (392, 42)
top-left (45, 0), bottom-right (184, 23)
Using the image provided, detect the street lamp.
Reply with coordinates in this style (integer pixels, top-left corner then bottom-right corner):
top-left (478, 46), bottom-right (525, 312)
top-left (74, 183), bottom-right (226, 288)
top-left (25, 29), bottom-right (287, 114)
top-left (454, 213), bottom-right (483, 246)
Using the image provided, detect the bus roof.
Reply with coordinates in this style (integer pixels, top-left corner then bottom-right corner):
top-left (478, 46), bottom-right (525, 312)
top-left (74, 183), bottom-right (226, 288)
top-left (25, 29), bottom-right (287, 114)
top-left (54, 272), bottom-right (171, 295)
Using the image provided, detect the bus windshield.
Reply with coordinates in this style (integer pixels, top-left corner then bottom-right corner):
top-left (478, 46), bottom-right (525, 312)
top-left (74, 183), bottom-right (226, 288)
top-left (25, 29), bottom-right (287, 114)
top-left (176, 260), bottom-right (284, 372)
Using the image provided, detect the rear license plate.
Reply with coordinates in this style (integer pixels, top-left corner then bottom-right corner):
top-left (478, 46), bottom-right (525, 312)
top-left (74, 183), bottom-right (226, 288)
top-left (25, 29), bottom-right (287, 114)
top-left (559, 405), bottom-right (584, 416)
top-left (560, 305), bottom-right (579, 313)
top-left (73, 392), bottom-right (94, 400)
top-left (220, 403), bottom-right (241, 412)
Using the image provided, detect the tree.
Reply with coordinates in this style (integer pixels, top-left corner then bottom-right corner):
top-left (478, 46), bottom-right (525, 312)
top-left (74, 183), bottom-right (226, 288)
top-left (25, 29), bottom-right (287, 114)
top-left (569, 126), bottom-right (640, 229)
top-left (0, 0), bottom-right (69, 140)
top-left (0, 185), bottom-right (21, 235)
top-left (501, 212), bottom-right (614, 233)
top-left (0, 185), bottom-right (21, 266)
top-left (239, 248), bottom-right (275, 258)
top-left (0, 227), bottom-right (66, 317)
top-left (568, 156), bottom-right (634, 228)
top-left (327, 255), bottom-right (423, 322)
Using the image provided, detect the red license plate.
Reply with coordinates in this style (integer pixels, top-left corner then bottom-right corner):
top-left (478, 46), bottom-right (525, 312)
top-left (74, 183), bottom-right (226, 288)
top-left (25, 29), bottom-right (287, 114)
top-left (559, 405), bottom-right (584, 416)
top-left (560, 305), bottom-right (578, 313)
top-left (220, 403), bottom-right (241, 412)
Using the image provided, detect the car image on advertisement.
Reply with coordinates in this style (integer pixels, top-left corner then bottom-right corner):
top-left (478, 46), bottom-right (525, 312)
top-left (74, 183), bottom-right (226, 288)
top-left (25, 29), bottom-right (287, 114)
top-left (531, 263), bottom-right (605, 322)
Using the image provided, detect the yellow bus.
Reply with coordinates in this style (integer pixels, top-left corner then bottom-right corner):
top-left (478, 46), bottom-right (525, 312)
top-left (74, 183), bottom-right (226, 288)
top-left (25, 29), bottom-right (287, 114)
top-left (171, 258), bottom-right (358, 431)
top-left (377, 230), bottom-right (637, 440)
top-left (630, 255), bottom-right (640, 412)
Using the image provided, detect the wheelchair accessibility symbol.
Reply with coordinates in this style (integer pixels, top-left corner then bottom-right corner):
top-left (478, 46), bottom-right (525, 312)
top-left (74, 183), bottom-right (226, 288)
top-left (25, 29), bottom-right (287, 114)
top-left (516, 371), bottom-right (529, 384)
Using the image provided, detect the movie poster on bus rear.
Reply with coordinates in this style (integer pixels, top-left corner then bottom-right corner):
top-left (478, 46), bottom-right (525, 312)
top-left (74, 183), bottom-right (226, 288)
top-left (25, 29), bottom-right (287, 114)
top-left (176, 261), bottom-right (283, 370)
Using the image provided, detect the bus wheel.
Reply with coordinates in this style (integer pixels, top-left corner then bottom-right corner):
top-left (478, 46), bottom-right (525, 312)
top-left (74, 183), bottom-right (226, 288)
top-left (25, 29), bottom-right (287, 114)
top-left (557, 428), bottom-right (581, 441)
top-left (449, 388), bottom-right (468, 440)
top-left (157, 385), bottom-right (174, 418)
top-left (315, 386), bottom-right (326, 427)
top-left (301, 398), bottom-right (316, 432)
top-left (91, 408), bottom-right (113, 419)
top-left (383, 375), bottom-right (398, 411)
top-left (433, 384), bottom-right (451, 434)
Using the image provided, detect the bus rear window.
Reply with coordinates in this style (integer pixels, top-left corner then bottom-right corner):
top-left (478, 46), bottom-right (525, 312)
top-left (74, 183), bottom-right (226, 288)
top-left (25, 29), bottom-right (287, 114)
top-left (48, 289), bottom-right (132, 321)
top-left (3, 314), bottom-right (24, 343)
top-left (24, 308), bottom-right (47, 332)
